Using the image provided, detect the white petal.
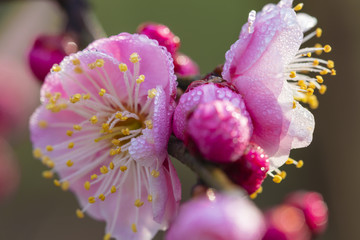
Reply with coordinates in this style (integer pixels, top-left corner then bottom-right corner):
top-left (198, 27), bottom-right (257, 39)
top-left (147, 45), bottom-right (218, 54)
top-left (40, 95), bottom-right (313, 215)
top-left (297, 13), bottom-right (318, 32)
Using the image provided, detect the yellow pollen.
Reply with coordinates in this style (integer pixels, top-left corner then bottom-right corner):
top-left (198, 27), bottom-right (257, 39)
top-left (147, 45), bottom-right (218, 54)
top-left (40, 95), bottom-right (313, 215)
top-left (109, 162), bottom-right (115, 170)
top-left (306, 88), bottom-right (314, 96)
top-left (136, 75), bottom-right (145, 84)
top-left (316, 28), bottom-right (322, 38)
top-left (45, 92), bottom-right (52, 99)
top-left (115, 112), bottom-right (123, 119)
top-left (98, 194), bottom-right (106, 201)
top-left (134, 199), bottom-right (144, 207)
top-left (327, 60), bottom-right (334, 69)
top-left (72, 58), bottom-right (80, 65)
top-left (280, 171), bottom-right (287, 179)
top-left (88, 63), bottom-right (96, 70)
top-left (324, 45), bottom-right (332, 53)
top-left (250, 192), bottom-right (258, 199)
top-left (100, 165), bottom-right (109, 174)
top-left (96, 59), bottom-right (105, 67)
top-left (99, 88), bottom-right (106, 96)
top-left (66, 130), bottom-right (73, 137)
top-left (90, 115), bottom-right (98, 124)
top-left (88, 196), bottom-right (96, 204)
top-left (91, 174), bottom-right (98, 180)
top-left (316, 75), bottom-right (324, 83)
top-left (296, 160), bottom-right (304, 168)
top-left (289, 71), bottom-right (296, 78)
top-left (331, 69), bottom-right (336, 75)
top-left (315, 43), bottom-right (323, 55)
top-left (292, 101), bottom-right (296, 109)
top-left (73, 125), bottom-right (82, 131)
top-left (293, 3), bottom-right (304, 11)
top-left (148, 89), bottom-right (157, 98)
top-left (83, 93), bottom-right (91, 100)
top-left (54, 179), bottom-right (61, 187)
top-left (319, 85), bottom-right (327, 95)
top-left (256, 186), bottom-right (263, 194)
top-left (74, 66), bottom-right (83, 74)
top-left (151, 170), bottom-right (160, 178)
top-left (320, 69), bottom-right (328, 75)
top-left (46, 145), bottom-right (53, 152)
top-left (42, 170), bottom-right (53, 179)
top-left (52, 64), bottom-right (61, 72)
top-left (76, 209), bottom-right (84, 219)
top-left (102, 123), bottom-right (110, 132)
top-left (120, 166), bottom-right (128, 172)
top-left (70, 93), bottom-right (82, 103)
top-left (308, 82), bottom-right (316, 89)
top-left (119, 63), bottom-right (128, 72)
top-left (286, 158), bottom-right (294, 165)
top-left (61, 181), bottom-right (70, 191)
top-left (308, 95), bottom-right (319, 109)
top-left (313, 60), bottom-right (319, 66)
top-left (112, 139), bottom-right (121, 146)
top-left (306, 52), bottom-right (312, 57)
top-left (111, 186), bottom-right (117, 193)
top-left (130, 53), bottom-right (140, 63)
top-left (46, 160), bottom-right (55, 168)
top-left (38, 120), bottom-right (48, 129)
top-left (273, 175), bottom-right (283, 183)
top-left (41, 156), bottom-right (51, 165)
top-left (110, 148), bottom-right (121, 156)
top-left (131, 223), bottom-right (137, 233)
top-left (147, 194), bottom-right (153, 202)
top-left (145, 120), bottom-right (153, 129)
top-left (121, 128), bottom-right (130, 136)
top-left (66, 160), bottom-right (74, 167)
top-left (104, 233), bottom-right (111, 240)
top-left (84, 181), bottom-right (91, 190)
top-left (33, 148), bottom-right (42, 158)
top-left (68, 142), bottom-right (75, 149)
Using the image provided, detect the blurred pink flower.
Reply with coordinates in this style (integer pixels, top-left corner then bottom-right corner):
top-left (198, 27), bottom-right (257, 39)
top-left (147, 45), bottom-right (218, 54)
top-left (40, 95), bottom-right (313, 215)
top-left (173, 53), bottom-right (200, 77)
top-left (165, 191), bottom-right (265, 240)
top-left (0, 138), bottom-right (20, 201)
top-left (30, 33), bottom-right (181, 240)
top-left (222, 0), bottom-right (334, 174)
top-left (173, 80), bottom-right (252, 163)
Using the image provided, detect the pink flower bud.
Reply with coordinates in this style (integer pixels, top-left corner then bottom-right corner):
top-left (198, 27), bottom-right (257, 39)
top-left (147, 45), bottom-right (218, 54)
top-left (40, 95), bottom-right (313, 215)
top-left (166, 192), bottom-right (265, 240)
top-left (173, 53), bottom-right (200, 76)
top-left (284, 191), bottom-right (328, 235)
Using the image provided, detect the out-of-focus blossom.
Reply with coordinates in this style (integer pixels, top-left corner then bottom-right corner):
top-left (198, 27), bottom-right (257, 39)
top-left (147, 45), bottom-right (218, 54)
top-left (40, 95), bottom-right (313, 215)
top-left (262, 204), bottom-right (312, 240)
top-left (285, 191), bottom-right (328, 235)
top-left (30, 33), bottom-right (181, 240)
top-left (173, 53), bottom-right (200, 77)
top-left (173, 79), bottom-right (252, 163)
top-left (0, 138), bottom-right (20, 201)
top-left (222, 0), bottom-right (334, 179)
top-left (166, 191), bottom-right (265, 240)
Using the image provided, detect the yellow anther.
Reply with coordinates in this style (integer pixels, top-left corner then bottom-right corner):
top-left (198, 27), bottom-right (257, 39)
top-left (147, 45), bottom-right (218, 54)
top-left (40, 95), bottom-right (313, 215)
top-left (98, 194), bottom-right (106, 201)
top-left (74, 66), bottom-right (83, 74)
top-left (273, 175), bottom-right (283, 183)
top-left (66, 130), bottom-right (73, 137)
top-left (45, 92), bottom-right (52, 99)
top-left (120, 166), bottom-right (128, 172)
top-left (292, 101), bottom-right (296, 109)
top-left (320, 69), bottom-right (328, 75)
top-left (313, 60), bottom-right (319, 66)
top-left (66, 160), bottom-right (74, 167)
top-left (316, 75), bottom-right (324, 83)
top-left (121, 116), bottom-right (128, 121)
top-left (46, 145), bottom-right (53, 152)
top-left (316, 28), bottom-right (322, 38)
top-left (102, 123), bottom-right (110, 131)
top-left (111, 186), bottom-right (117, 193)
top-left (293, 3), bottom-right (303, 11)
top-left (145, 120), bottom-right (153, 129)
top-left (327, 60), bottom-right (334, 69)
top-left (134, 199), bottom-right (144, 207)
top-left (83, 93), bottom-right (91, 100)
top-left (58, 103), bottom-right (68, 110)
top-left (73, 125), bottom-right (82, 131)
top-left (308, 95), bottom-right (319, 109)
top-left (88, 196), bottom-right (96, 204)
top-left (84, 181), bottom-right (91, 190)
top-left (100, 165), bottom-right (109, 174)
top-left (324, 45), bottom-right (332, 53)
top-left (46, 160), bottom-right (55, 168)
top-left (112, 139), bottom-right (121, 146)
top-left (115, 112), bottom-right (122, 119)
top-left (72, 58), bottom-right (80, 65)
top-left (280, 171), bottom-right (287, 179)
top-left (256, 186), bottom-right (263, 194)
top-left (308, 82), bottom-right (316, 89)
top-left (286, 158), bottom-right (294, 165)
top-left (331, 69), bottom-right (336, 76)
top-left (61, 181), bottom-right (70, 191)
top-left (296, 160), bottom-right (304, 168)
top-left (119, 63), bottom-right (128, 72)
top-left (131, 223), bottom-right (137, 233)
top-left (53, 179), bottom-right (61, 187)
top-left (289, 71), bottom-right (296, 78)
top-left (136, 75), bottom-right (145, 84)
top-left (70, 93), bottom-right (82, 103)
top-left (88, 63), bottom-right (96, 70)
top-left (110, 148), bottom-right (121, 156)
top-left (54, 92), bottom-right (61, 99)
top-left (151, 169), bottom-right (160, 178)
top-left (306, 88), bottom-right (314, 96)
top-left (42, 170), bottom-right (54, 179)
top-left (91, 174), bottom-right (98, 180)
top-left (148, 89), bottom-right (157, 99)
top-left (38, 120), bottom-right (48, 129)
top-left (96, 59), bottom-right (105, 67)
top-left (99, 88), bottom-right (106, 96)
top-left (33, 148), bottom-right (43, 158)
top-left (121, 128), bottom-right (130, 136)
top-left (52, 64), bottom-right (61, 72)
top-left (104, 233), bottom-right (111, 240)
top-left (147, 194), bottom-right (153, 202)
top-left (306, 52), bottom-right (312, 57)
top-left (109, 162), bottom-right (115, 170)
top-left (250, 192), bottom-right (258, 199)
top-left (90, 115), bottom-right (98, 124)
top-left (314, 43), bottom-right (323, 55)
top-left (76, 209), bottom-right (84, 219)
top-left (319, 85), bottom-right (327, 95)
top-left (68, 142), bottom-right (75, 149)
top-left (130, 53), bottom-right (140, 63)
top-left (41, 156), bottom-right (51, 165)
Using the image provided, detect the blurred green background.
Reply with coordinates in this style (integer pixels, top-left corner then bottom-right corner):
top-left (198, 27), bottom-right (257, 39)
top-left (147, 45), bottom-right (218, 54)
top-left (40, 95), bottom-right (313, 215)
top-left (0, 0), bottom-right (358, 239)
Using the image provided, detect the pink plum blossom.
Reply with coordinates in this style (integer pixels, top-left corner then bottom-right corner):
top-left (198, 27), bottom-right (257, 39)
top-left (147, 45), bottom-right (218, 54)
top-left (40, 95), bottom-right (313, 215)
top-left (165, 191), bottom-right (265, 240)
top-left (173, 53), bottom-right (200, 77)
top-left (30, 33), bottom-right (181, 240)
top-left (173, 79), bottom-right (253, 163)
top-left (222, 0), bottom-right (334, 175)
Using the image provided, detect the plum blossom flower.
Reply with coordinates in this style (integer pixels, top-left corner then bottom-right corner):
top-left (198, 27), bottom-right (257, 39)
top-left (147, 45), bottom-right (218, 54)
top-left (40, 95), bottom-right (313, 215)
top-left (165, 190), bottom-right (265, 240)
top-left (30, 33), bottom-right (181, 240)
top-left (222, 0), bottom-right (335, 179)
